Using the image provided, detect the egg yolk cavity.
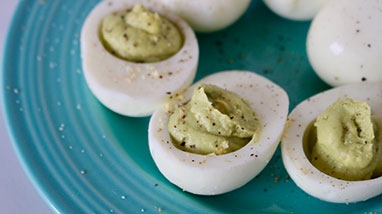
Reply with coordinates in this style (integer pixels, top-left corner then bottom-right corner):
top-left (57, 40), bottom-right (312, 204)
top-left (99, 4), bottom-right (183, 63)
top-left (303, 98), bottom-right (382, 181)
top-left (168, 84), bottom-right (262, 155)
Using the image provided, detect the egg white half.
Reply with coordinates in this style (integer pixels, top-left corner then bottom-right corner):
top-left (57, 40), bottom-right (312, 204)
top-left (263, 0), bottom-right (329, 21)
top-left (306, 0), bottom-right (382, 86)
top-left (282, 82), bottom-right (382, 203)
top-left (156, 0), bottom-right (251, 32)
top-left (148, 71), bottom-right (289, 195)
top-left (81, 0), bottom-right (199, 117)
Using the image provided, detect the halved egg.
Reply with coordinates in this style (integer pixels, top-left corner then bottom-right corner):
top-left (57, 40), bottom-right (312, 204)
top-left (148, 71), bottom-right (289, 195)
top-left (282, 82), bottom-right (382, 203)
top-left (80, 0), bottom-right (199, 117)
top-left (155, 0), bottom-right (251, 32)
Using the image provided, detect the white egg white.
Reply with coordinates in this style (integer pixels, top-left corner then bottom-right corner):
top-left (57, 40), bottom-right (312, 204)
top-left (263, 0), bottom-right (329, 21)
top-left (155, 0), bottom-right (251, 32)
top-left (148, 71), bottom-right (289, 195)
top-left (80, 0), bottom-right (199, 117)
top-left (307, 0), bottom-right (382, 87)
top-left (282, 82), bottom-right (382, 203)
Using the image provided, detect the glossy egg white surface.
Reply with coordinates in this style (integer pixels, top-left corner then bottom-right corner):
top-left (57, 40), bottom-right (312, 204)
top-left (156, 0), bottom-right (251, 32)
top-left (282, 82), bottom-right (382, 203)
top-left (80, 0), bottom-right (198, 117)
top-left (307, 0), bottom-right (382, 87)
top-left (148, 71), bottom-right (289, 195)
top-left (263, 0), bottom-right (328, 21)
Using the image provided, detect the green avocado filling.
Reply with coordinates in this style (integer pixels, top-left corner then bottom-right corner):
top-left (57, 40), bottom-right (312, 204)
top-left (100, 4), bottom-right (183, 63)
top-left (305, 98), bottom-right (382, 181)
top-left (168, 84), bottom-right (262, 155)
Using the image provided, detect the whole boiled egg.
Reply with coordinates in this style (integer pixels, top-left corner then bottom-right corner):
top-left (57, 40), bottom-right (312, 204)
top-left (81, 0), bottom-right (198, 117)
top-left (263, 0), bottom-right (329, 21)
top-left (155, 0), bottom-right (251, 32)
top-left (282, 82), bottom-right (382, 203)
top-left (307, 0), bottom-right (382, 87)
top-left (148, 71), bottom-right (289, 195)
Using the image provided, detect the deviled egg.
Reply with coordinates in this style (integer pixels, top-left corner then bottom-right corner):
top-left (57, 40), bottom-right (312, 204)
top-left (155, 0), bottom-right (251, 32)
top-left (282, 82), bottom-right (382, 203)
top-left (81, 0), bottom-right (198, 117)
top-left (306, 0), bottom-right (382, 86)
top-left (148, 71), bottom-right (289, 195)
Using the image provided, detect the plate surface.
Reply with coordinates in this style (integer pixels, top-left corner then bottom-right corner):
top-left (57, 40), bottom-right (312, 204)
top-left (2, 0), bottom-right (381, 213)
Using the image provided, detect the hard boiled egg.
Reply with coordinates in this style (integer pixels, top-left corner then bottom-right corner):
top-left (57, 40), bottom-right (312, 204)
top-left (282, 82), bottom-right (382, 203)
top-left (148, 71), bottom-right (289, 195)
top-left (155, 0), bottom-right (251, 32)
top-left (81, 0), bottom-right (198, 117)
top-left (306, 0), bottom-right (382, 87)
top-left (263, 0), bottom-right (329, 21)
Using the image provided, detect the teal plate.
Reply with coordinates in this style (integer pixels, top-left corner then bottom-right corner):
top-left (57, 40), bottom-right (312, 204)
top-left (2, 0), bottom-right (381, 213)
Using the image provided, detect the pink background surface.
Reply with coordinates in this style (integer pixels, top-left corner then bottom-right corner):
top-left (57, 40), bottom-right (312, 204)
top-left (0, 0), bottom-right (51, 213)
